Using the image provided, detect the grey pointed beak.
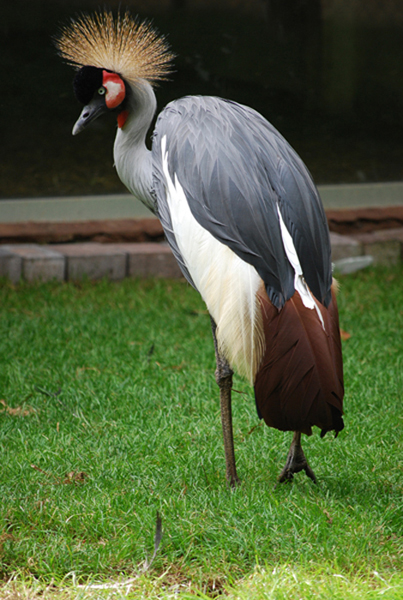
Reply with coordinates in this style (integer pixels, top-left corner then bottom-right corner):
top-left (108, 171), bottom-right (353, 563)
top-left (72, 96), bottom-right (107, 135)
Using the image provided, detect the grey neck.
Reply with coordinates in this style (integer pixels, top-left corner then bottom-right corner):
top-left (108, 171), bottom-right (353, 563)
top-left (113, 80), bottom-right (157, 212)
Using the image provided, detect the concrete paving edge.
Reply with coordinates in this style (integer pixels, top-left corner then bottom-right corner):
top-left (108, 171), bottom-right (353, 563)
top-left (1, 232), bottom-right (402, 284)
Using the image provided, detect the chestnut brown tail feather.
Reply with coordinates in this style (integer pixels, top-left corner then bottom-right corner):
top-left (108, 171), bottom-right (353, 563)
top-left (254, 287), bottom-right (344, 436)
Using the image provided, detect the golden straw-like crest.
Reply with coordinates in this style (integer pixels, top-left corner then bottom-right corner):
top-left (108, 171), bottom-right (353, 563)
top-left (55, 10), bottom-right (174, 86)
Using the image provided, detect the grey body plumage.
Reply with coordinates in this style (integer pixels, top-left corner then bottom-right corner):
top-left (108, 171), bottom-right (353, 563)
top-left (152, 96), bottom-right (332, 310)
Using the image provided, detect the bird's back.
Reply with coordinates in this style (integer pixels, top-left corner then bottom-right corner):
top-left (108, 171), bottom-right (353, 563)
top-left (152, 95), bottom-right (332, 309)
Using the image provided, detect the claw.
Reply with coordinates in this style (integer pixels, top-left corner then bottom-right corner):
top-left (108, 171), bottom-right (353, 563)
top-left (277, 431), bottom-right (317, 484)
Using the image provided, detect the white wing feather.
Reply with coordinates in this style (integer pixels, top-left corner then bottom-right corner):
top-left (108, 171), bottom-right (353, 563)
top-left (276, 205), bottom-right (325, 329)
top-left (161, 136), bottom-right (265, 382)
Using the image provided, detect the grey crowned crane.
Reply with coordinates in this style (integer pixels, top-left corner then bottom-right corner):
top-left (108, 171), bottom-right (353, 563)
top-left (55, 10), bottom-right (344, 487)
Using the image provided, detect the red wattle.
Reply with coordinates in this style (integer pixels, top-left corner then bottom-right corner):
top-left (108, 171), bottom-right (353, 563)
top-left (117, 110), bottom-right (129, 129)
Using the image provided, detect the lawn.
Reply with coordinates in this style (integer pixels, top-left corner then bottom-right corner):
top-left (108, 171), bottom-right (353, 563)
top-left (0, 266), bottom-right (402, 599)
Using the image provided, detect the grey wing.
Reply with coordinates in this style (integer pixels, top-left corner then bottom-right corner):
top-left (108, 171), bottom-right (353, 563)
top-left (152, 96), bottom-right (332, 309)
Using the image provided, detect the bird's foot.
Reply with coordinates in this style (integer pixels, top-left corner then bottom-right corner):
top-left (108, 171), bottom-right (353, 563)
top-left (227, 471), bottom-right (241, 489)
top-left (277, 434), bottom-right (317, 484)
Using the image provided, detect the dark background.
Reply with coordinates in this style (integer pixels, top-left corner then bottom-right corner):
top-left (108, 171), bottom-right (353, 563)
top-left (1, 0), bottom-right (403, 198)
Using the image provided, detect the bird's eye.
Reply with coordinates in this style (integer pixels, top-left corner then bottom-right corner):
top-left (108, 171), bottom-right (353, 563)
top-left (98, 87), bottom-right (106, 95)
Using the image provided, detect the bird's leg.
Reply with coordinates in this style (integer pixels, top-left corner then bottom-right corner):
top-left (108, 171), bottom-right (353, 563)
top-left (210, 317), bottom-right (240, 488)
top-left (278, 431), bottom-right (317, 484)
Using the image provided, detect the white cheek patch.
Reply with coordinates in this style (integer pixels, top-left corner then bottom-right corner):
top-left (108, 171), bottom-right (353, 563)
top-left (102, 72), bottom-right (126, 109)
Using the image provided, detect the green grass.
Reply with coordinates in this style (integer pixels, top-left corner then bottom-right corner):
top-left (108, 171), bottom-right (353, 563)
top-left (0, 267), bottom-right (403, 598)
